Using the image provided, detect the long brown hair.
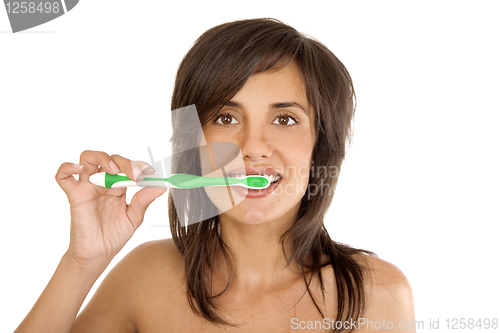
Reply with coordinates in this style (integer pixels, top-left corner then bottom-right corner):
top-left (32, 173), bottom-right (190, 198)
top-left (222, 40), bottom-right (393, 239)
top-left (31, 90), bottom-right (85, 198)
top-left (168, 18), bottom-right (374, 332)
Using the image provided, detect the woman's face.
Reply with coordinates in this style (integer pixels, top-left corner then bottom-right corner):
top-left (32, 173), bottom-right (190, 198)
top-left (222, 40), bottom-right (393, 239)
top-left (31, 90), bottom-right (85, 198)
top-left (201, 62), bottom-right (316, 226)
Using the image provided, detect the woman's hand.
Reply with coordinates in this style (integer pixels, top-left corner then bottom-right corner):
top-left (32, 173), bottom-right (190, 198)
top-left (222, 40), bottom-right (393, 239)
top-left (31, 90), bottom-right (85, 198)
top-left (55, 150), bottom-right (167, 268)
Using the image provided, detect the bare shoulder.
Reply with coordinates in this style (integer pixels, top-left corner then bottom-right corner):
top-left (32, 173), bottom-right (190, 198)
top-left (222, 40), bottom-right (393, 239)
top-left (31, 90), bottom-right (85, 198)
top-left (352, 253), bottom-right (416, 332)
top-left (116, 238), bottom-right (186, 301)
top-left (124, 238), bottom-right (184, 275)
top-left (101, 238), bottom-right (184, 292)
top-left (353, 253), bottom-right (412, 292)
top-left (71, 239), bottom-right (184, 333)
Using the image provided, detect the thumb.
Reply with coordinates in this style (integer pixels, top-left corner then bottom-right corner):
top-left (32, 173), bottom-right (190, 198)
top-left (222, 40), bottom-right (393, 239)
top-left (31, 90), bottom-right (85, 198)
top-left (126, 187), bottom-right (167, 229)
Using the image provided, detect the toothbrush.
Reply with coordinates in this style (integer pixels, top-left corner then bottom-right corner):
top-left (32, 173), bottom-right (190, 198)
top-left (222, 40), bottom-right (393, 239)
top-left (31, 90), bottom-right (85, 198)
top-left (88, 172), bottom-right (271, 190)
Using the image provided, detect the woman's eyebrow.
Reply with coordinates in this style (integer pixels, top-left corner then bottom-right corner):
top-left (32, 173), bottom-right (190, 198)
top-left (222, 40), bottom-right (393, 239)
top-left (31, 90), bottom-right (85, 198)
top-left (271, 102), bottom-right (308, 115)
top-left (224, 101), bottom-right (241, 108)
top-left (223, 101), bottom-right (308, 115)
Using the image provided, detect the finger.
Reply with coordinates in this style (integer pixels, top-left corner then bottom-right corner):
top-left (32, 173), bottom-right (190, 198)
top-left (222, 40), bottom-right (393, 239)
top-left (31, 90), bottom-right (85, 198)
top-left (126, 187), bottom-right (167, 229)
top-left (79, 150), bottom-right (119, 181)
top-left (129, 160), bottom-right (156, 182)
top-left (113, 157), bottom-right (154, 182)
top-left (107, 154), bottom-right (137, 182)
top-left (55, 162), bottom-right (85, 196)
top-left (108, 156), bottom-right (155, 182)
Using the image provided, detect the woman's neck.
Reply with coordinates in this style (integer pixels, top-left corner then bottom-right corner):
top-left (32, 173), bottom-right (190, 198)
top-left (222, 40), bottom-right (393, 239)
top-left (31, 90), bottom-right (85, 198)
top-left (217, 209), bottom-right (302, 292)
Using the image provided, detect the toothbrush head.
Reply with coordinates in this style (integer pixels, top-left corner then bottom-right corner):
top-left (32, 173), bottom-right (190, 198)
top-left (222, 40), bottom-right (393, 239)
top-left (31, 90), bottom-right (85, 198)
top-left (241, 175), bottom-right (271, 189)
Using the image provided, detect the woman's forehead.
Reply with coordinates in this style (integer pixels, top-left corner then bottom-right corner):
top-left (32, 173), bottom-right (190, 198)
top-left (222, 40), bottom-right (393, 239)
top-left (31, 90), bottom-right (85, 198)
top-left (231, 62), bottom-right (311, 112)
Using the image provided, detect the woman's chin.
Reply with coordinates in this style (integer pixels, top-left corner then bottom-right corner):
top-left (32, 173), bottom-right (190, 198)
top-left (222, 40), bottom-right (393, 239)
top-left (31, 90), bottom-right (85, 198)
top-left (220, 208), bottom-right (277, 226)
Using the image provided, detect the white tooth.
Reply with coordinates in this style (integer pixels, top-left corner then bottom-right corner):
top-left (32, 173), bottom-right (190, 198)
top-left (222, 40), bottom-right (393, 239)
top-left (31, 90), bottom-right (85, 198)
top-left (231, 174), bottom-right (281, 182)
top-left (268, 175), bottom-right (280, 182)
top-left (263, 175), bottom-right (273, 182)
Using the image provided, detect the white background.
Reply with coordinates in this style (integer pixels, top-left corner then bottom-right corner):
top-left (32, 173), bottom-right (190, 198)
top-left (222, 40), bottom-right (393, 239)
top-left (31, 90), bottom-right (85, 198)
top-left (1, 1), bottom-right (499, 331)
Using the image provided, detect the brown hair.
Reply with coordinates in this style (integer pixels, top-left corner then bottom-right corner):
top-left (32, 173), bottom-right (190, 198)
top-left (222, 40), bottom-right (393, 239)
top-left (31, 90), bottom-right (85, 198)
top-left (169, 18), bottom-right (374, 332)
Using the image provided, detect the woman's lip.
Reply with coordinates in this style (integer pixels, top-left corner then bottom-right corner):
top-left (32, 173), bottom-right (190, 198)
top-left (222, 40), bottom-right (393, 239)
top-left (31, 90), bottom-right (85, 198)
top-left (231, 176), bottom-right (282, 198)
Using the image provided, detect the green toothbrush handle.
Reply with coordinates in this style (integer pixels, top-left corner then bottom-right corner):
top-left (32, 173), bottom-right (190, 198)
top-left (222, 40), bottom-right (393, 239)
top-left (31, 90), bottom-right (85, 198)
top-left (89, 173), bottom-right (169, 188)
top-left (166, 174), bottom-right (270, 189)
top-left (88, 172), bottom-right (270, 189)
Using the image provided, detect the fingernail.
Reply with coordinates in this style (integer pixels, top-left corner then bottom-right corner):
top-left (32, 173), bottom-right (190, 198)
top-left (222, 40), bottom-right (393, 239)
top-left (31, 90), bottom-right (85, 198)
top-left (73, 163), bottom-right (84, 169)
top-left (133, 167), bottom-right (145, 182)
top-left (143, 166), bottom-right (155, 175)
top-left (109, 161), bottom-right (119, 174)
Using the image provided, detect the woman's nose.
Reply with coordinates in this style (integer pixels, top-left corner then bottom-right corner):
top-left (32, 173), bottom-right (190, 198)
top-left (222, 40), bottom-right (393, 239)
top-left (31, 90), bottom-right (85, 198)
top-left (238, 125), bottom-right (273, 162)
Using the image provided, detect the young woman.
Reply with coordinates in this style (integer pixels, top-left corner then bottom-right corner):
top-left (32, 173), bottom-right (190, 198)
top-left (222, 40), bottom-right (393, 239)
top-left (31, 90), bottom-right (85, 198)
top-left (15, 18), bottom-right (415, 332)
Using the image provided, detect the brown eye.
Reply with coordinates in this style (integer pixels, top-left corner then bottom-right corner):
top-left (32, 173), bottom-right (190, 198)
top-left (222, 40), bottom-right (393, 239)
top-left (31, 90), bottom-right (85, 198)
top-left (278, 116), bottom-right (288, 125)
top-left (214, 113), bottom-right (238, 126)
top-left (273, 114), bottom-right (298, 126)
